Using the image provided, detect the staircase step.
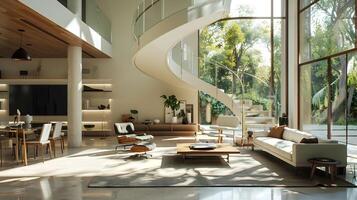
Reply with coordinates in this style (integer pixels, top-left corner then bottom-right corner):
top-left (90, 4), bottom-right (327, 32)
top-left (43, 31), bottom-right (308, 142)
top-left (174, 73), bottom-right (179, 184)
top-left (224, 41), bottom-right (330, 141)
top-left (233, 99), bottom-right (253, 107)
top-left (245, 116), bottom-right (275, 124)
top-left (233, 111), bottom-right (269, 117)
top-left (250, 105), bottom-right (264, 111)
top-left (246, 123), bottom-right (274, 129)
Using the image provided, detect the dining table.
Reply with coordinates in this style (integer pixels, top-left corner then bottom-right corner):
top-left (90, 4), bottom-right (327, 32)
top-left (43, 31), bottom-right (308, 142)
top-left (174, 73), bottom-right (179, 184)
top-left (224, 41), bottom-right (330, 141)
top-left (0, 126), bottom-right (39, 166)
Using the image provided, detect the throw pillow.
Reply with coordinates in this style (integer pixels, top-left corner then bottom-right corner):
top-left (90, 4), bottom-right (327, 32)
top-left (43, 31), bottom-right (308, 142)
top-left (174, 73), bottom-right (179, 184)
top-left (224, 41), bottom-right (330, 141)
top-left (268, 126), bottom-right (285, 139)
top-left (300, 137), bottom-right (318, 144)
top-left (126, 125), bottom-right (134, 134)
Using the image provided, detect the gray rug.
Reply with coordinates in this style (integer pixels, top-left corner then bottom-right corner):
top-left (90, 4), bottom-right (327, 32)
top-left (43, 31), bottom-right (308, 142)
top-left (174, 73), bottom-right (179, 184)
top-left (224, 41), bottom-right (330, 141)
top-left (88, 150), bottom-right (355, 188)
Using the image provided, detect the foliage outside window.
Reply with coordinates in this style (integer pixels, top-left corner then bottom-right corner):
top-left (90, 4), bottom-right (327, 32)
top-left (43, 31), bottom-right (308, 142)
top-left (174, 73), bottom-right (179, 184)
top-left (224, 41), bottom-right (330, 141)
top-left (198, 0), bottom-right (287, 124)
top-left (298, 0), bottom-right (357, 145)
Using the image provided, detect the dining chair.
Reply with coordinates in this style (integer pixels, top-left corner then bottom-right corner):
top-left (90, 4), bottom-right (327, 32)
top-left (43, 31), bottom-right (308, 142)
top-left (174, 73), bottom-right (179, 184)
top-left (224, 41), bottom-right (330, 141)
top-left (50, 122), bottom-right (64, 157)
top-left (25, 124), bottom-right (52, 163)
top-left (0, 134), bottom-right (8, 167)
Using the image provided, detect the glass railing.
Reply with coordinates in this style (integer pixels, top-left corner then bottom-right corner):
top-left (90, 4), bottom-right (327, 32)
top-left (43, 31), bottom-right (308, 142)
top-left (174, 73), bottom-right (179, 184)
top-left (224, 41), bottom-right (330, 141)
top-left (57, 0), bottom-right (112, 43)
top-left (82, 0), bottom-right (111, 43)
top-left (170, 40), bottom-right (277, 131)
top-left (172, 41), bottom-right (275, 109)
top-left (133, 0), bottom-right (229, 40)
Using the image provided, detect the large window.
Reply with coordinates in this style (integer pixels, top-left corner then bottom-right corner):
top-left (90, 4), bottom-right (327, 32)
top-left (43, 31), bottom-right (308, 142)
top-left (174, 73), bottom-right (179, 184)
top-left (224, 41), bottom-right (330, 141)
top-left (198, 0), bottom-right (287, 125)
top-left (299, 60), bottom-right (329, 139)
top-left (298, 0), bottom-right (357, 146)
top-left (299, 0), bottom-right (355, 63)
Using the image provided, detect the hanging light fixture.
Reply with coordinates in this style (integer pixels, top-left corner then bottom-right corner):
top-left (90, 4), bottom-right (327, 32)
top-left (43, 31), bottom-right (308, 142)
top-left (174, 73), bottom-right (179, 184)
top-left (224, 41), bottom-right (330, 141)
top-left (12, 29), bottom-right (31, 61)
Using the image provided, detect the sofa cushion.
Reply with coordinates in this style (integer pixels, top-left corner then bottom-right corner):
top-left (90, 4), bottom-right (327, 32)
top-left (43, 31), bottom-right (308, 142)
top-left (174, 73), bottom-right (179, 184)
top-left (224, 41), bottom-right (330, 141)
top-left (268, 126), bottom-right (285, 139)
top-left (255, 137), bottom-right (294, 161)
top-left (126, 125), bottom-right (135, 134)
top-left (300, 137), bottom-right (318, 144)
top-left (282, 127), bottom-right (297, 141)
top-left (282, 128), bottom-right (313, 143)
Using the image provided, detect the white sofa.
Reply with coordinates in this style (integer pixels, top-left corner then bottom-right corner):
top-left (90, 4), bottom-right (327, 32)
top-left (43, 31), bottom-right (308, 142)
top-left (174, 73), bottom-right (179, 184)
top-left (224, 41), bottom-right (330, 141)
top-left (253, 127), bottom-right (347, 168)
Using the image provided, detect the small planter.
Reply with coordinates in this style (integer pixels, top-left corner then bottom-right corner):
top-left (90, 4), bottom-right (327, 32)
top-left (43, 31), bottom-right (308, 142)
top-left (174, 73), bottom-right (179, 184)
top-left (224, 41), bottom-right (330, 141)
top-left (172, 117), bottom-right (178, 124)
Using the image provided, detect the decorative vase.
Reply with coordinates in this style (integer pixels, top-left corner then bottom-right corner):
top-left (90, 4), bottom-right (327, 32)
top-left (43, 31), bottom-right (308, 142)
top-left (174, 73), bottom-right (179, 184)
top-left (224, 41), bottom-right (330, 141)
top-left (172, 116), bottom-right (178, 124)
top-left (24, 114), bottom-right (32, 129)
top-left (85, 99), bottom-right (90, 109)
top-left (187, 113), bottom-right (192, 124)
top-left (206, 103), bottom-right (212, 123)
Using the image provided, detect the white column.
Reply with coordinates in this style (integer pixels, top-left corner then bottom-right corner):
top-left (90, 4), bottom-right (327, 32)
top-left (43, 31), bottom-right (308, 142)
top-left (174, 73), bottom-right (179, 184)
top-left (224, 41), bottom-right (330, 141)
top-left (67, 46), bottom-right (82, 147)
top-left (280, 0), bottom-right (287, 115)
top-left (288, 0), bottom-right (299, 129)
top-left (68, 0), bottom-right (82, 18)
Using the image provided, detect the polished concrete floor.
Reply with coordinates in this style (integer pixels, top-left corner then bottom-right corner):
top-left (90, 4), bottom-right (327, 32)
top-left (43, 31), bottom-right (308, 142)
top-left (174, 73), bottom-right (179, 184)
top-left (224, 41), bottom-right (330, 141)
top-left (0, 136), bottom-right (356, 200)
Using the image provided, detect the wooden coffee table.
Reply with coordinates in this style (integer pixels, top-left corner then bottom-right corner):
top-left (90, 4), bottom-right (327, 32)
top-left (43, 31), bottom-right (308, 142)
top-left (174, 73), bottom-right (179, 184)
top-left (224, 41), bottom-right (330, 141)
top-left (176, 143), bottom-right (240, 163)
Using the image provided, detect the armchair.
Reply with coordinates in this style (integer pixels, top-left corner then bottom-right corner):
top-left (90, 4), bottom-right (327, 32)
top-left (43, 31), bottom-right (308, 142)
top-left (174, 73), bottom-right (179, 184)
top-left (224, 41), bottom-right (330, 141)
top-left (114, 123), bottom-right (154, 151)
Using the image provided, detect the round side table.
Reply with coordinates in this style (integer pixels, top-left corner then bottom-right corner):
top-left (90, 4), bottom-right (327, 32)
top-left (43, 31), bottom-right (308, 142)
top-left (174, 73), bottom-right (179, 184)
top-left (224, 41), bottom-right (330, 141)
top-left (308, 158), bottom-right (340, 181)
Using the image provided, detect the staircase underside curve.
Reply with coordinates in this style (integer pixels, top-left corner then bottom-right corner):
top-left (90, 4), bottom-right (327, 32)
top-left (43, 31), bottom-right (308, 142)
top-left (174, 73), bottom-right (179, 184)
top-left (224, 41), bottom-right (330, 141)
top-left (133, 1), bottom-right (276, 127)
top-left (133, 2), bottom-right (227, 89)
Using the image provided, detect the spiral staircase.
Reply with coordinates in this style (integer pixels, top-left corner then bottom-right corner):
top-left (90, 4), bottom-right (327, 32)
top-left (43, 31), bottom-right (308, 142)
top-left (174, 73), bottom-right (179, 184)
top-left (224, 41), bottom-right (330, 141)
top-left (132, 0), bottom-right (275, 130)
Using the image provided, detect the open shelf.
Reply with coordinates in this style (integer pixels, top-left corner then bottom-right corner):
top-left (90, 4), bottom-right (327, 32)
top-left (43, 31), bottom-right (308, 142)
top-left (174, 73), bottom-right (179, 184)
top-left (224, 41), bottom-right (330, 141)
top-left (0, 79), bottom-right (67, 85)
top-left (0, 78), bottom-right (111, 85)
top-left (82, 109), bottom-right (111, 111)
top-left (83, 79), bottom-right (112, 84)
top-left (82, 129), bottom-right (112, 132)
top-left (82, 90), bottom-right (112, 93)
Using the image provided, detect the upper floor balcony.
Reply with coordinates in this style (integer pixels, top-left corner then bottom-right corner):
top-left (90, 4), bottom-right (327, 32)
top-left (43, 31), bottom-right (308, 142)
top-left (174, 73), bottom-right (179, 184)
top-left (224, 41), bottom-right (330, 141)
top-left (57, 0), bottom-right (111, 43)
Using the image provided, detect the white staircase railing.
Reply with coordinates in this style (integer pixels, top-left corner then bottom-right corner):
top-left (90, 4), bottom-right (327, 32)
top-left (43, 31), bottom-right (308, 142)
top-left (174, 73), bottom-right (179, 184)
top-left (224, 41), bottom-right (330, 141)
top-left (169, 41), bottom-right (276, 130)
top-left (132, 0), bottom-right (230, 43)
top-left (132, 0), bottom-right (276, 130)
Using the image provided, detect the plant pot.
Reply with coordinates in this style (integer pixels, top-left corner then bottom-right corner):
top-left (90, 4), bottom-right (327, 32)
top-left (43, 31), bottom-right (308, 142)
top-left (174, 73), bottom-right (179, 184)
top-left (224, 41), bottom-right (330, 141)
top-left (182, 117), bottom-right (188, 124)
top-left (172, 117), bottom-right (178, 124)
top-left (187, 113), bottom-right (192, 124)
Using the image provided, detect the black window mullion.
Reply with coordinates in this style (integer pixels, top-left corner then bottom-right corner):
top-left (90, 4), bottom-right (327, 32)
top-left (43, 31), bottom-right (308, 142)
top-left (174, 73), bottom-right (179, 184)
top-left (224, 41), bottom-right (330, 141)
top-left (342, 53), bottom-right (348, 145)
top-left (271, 0), bottom-right (275, 98)
top-left (327, 58), bottom-right (332, 139)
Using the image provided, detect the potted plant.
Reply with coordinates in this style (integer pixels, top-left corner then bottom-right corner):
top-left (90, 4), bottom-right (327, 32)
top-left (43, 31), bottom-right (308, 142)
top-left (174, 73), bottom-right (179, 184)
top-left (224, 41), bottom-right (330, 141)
top-left (177, 109), bottom-right (188, 124)
top-left (161, 95), bottom-right (180, 123)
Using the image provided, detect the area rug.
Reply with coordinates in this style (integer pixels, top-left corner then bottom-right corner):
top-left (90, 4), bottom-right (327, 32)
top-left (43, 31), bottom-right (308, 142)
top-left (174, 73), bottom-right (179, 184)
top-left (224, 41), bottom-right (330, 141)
top-left (88, 150), bottom-right (355, 188)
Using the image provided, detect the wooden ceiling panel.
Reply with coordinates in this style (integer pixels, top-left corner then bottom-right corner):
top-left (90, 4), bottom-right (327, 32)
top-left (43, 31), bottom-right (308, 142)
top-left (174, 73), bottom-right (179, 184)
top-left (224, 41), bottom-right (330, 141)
top-left (0, 0), bottom-right (110, 58)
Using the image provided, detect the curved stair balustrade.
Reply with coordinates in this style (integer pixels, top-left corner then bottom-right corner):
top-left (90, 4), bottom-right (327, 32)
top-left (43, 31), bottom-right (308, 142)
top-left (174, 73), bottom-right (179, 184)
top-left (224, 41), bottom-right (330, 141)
top-left (133, 0), bottom-right (230, 89)
top-left (132, 0), bottom-right (276, 130)
top-left (169, 43), bottom-right (276, 130)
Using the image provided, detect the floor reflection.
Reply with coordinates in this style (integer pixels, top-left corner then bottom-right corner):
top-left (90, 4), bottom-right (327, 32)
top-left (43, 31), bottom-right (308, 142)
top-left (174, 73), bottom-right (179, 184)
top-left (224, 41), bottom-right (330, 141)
top-left (0, 137), bottom-right (356, 200)
top-left (0, 176), bottom-right (356, 200)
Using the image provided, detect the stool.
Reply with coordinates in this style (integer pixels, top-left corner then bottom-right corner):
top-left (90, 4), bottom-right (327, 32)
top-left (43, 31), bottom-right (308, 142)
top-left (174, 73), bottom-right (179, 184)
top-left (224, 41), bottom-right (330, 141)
top-left (308, 158), bottom-right (340, 181)
top-left (130, 142), bottom-right (156, 159)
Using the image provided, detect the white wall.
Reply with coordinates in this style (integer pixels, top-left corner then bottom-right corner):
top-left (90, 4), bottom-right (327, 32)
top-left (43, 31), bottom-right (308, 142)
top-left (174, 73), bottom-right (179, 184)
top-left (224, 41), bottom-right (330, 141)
top-left (288, 0), bottom-right (298, 128)
top-left (86, 0), bottom-right (198, 123)
top-left (0, 0), bottom-right (199, 126)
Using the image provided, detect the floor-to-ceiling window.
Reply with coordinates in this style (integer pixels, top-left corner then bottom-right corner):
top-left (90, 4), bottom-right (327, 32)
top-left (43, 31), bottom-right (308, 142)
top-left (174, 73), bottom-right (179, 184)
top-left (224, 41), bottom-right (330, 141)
top-left (198, 0), bottom-right (288, 125)
top-left (298, 0), bottom-right (357, 147)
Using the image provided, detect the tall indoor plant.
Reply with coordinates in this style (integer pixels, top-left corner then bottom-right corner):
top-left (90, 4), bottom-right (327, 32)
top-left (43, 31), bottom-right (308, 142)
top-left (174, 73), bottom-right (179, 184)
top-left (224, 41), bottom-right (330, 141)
top-left (161, 95), bottom-right (180, 123)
